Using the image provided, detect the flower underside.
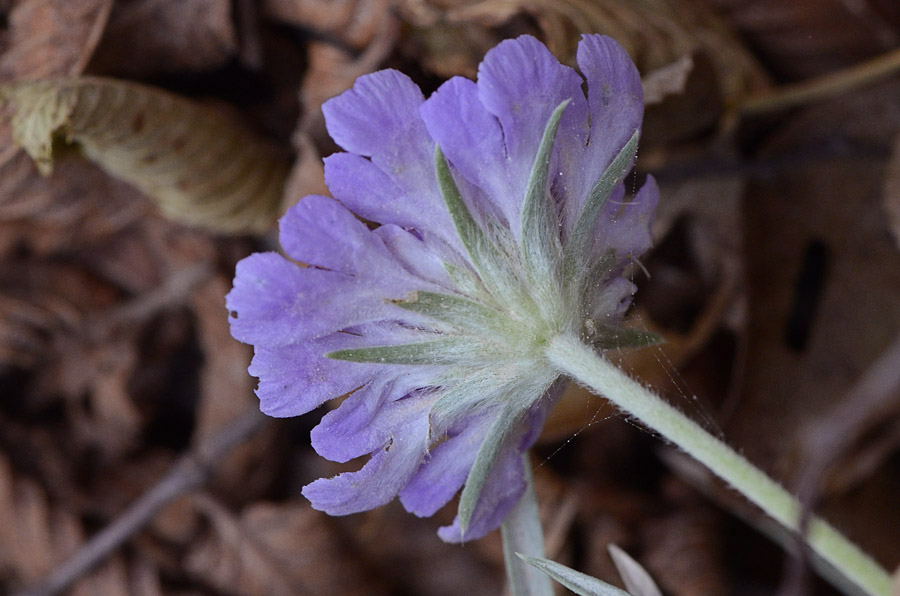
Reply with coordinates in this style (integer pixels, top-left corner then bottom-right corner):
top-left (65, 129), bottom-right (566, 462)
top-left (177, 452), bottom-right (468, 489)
top-left (227, 34), bottom-right (659, 542)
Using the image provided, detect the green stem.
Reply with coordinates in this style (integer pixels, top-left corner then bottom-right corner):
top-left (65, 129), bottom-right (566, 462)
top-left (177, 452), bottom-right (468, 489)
top-left (545, 334), bottom-right (893, 596)
top-left (501, 453), bottom-right (554, 596)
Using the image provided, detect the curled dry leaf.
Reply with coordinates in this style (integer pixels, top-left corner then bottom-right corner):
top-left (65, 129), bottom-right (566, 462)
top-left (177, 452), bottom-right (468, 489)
top-left (186, 496), bottom-right (389, 596)
top-left (3, 77), bottom-right (289, 235)
top-left (0, 0), bottom-right (113, 169)
top-left (89, 0), bottom-right (237, 77)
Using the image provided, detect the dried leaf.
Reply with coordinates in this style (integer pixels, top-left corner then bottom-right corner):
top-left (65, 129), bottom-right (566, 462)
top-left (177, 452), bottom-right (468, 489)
top-left (0, 258), bottom-right (117, 368)
top-left (62, 340), bottom-right (144, 460)
top-left (190, 277), bottom-right (275, 504)
top-left (0, 153), bottom-right (151, 257)
top-left (637, 498), bottom-right (728, 596)
top-left (728, 80), bottom-right (900, 567)
top-left (0, 453), bottom-right (140, 594)
top-left (0, 0), bottom-right (114, 80)
top-left (89, 0), bottom-right (238, 77)
top-left (298, 18), bottom-right (397, 141)
top-left (698, 0), bottom-right (900, 79)
top-left (86, 450), bottom-right (200, 546)
top-left (3, 77), bottom-right (289, 234)
top-left (186, 496), bottom-right (388, 596)
top-left (263, 0), bottom-right (391, 49)
top-left (281, 132), bottom-right (329, 212)
top-left (735, 80), bottom-right (900, 470)
top-left (399, 0), bottom-right (768, 117)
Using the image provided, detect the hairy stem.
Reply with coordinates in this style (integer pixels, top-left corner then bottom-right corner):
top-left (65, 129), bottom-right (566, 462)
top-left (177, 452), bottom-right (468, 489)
top-left (546, 334), bottom-right (893, 596)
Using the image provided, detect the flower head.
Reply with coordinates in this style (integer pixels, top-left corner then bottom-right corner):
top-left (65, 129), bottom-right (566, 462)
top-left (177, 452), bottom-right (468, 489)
top-left (227, 34), bottom-right (658, 541)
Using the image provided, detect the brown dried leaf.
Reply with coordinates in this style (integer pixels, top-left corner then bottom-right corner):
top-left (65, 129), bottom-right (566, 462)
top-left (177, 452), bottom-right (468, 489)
top-left (734, 80), bottom-right (900, 472)
top-left (3, 77), bottom-right (289, 235)
top-left (298, 16), bottom-right (398, 142)
top-left (186, 496), bottom-right (387, 596)
top-left (0, 0), bottom-right (113, 80)
top-left (698, 0), bottom-right (900, 79)
top-left (89, 0), bottom-right (238, 77)
top-left (0, 453), bottom-right (140, 594)
top-left (400, 18), bottom-right (511, 80)
top-left (399, 0), bottom-right (768, 115)
top-left (0, 258), bottom-right (117, 368)
top-left (0, 153), bottom-right (151, 258)
top-left (638, 492), bottom-right (728, 596)
top-left (190, 277), bottom-right (275, 504)
top-left (59, 339), bottom-right (145, 460)
top-left (263, 0), bottom-right (391, 49)
top-left (728, 81), bottom-right (900, 568)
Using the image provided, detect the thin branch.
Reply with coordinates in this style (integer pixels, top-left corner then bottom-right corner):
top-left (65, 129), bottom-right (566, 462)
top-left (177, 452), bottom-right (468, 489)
top-left (15, 407), bottom-right (269, 596)
top-left (741, 46), bottom-right (900, 116)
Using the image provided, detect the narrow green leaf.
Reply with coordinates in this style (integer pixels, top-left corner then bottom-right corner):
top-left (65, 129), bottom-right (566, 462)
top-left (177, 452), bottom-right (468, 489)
top-left (458, 402), bottom-right (522, 536)
top-left (607, 545), bottom-right (664, 596)
top-left (578, 250), bottom-right (615, 304)
top-left (434, 145), bottom-right (529, 307)
top-left (435, 144), bottom-right (491, 266)
top-left (396, 291), bottom-right (511, 334)
top-left (517, 554), bottom-right (634, 596)
top-left (589, 326), bottom-right (664, 351)
top-left (520, 100), bottom-right (568, 276)
top-left (326, 340), bottom-right (464, 365)
top-left (565, 129), bottom-right (640, 277)
top-left (501, 456), bottom-right (554, 596)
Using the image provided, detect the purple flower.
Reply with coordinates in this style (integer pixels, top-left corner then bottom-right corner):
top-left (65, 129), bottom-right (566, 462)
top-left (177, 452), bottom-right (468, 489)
top-left (227, 34), bottom-right (658, 542)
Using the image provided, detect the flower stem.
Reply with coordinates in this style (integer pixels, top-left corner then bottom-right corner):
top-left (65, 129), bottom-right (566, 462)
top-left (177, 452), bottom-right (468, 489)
top-left (546, 334), bottom-right (893, 596)
top-left (501, 453), bottom-right (554, 596)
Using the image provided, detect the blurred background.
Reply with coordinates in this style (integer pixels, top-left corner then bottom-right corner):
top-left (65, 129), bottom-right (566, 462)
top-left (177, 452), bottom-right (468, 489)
top-left (0, 1), bottom-right (899, 595)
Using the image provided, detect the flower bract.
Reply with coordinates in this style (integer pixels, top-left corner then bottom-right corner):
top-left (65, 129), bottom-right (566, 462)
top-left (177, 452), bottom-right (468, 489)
top-left (227, 34), bottom-right (658, 541)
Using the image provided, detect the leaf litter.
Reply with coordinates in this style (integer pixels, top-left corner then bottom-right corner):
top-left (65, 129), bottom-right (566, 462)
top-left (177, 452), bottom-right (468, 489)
top-left (0, 1), bottom-right (898, 595)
